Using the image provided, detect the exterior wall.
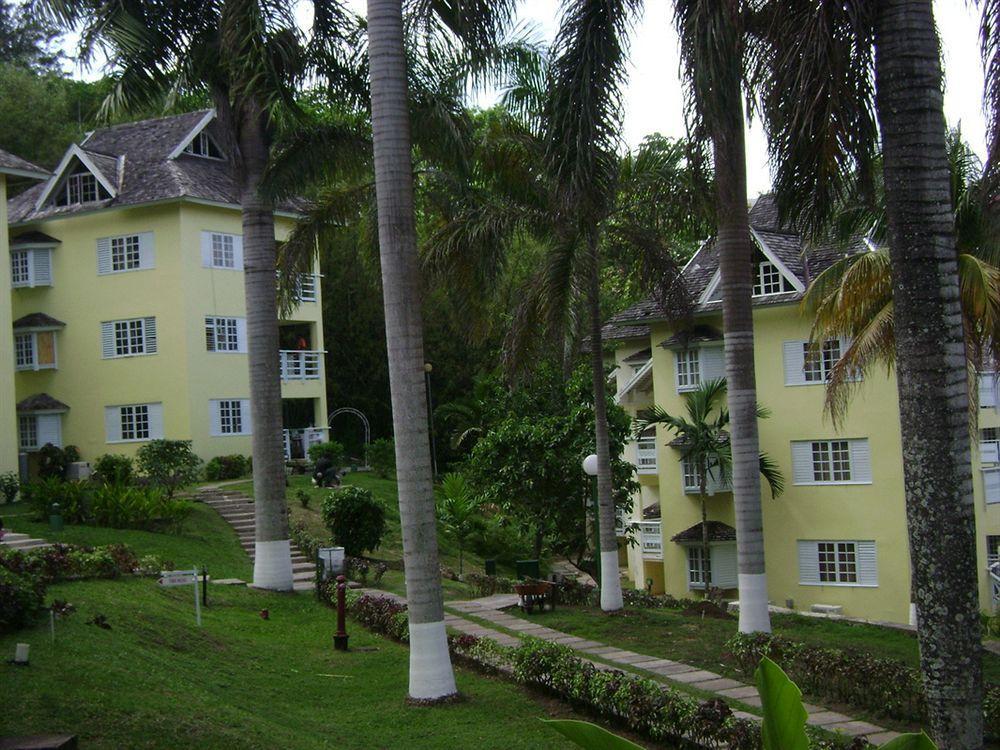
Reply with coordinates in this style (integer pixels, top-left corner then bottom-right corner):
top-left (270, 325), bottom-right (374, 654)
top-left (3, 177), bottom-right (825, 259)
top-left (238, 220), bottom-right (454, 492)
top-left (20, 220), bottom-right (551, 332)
top-left (0, 176), bottom-right (16, 473)
top-left (616, 300), bottom-right (997, 625)
top-left (10, 200), bottom-right (326, 463)
top-left (975, 401), bottom-right (1000, 613)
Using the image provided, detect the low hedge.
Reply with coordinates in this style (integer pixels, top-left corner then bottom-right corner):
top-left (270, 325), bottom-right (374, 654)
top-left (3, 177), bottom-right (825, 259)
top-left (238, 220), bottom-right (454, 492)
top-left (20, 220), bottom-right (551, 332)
top-left (204, 454), bottom-right (250, 481)
top-left (0, 567), bottom-right (46, 633)
top-left (725, 631), bottom-right (1000, 737)
top-left (21, 479), bottom-right (192, 531)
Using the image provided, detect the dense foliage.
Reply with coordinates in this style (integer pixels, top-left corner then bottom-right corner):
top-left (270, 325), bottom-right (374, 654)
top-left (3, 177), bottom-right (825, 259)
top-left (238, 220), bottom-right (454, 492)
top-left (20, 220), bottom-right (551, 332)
top-left (308, 441), bottom-right (345, 467)
top-left (367, 438), bottom-right (395, 478)
top-left (204, 454), bottom-right (251, 481)
top-left (135, 440), bottom-right (203, 497)
top-left (21, 479), bottom-right (191, 531)
top-left (92, 454), bottom-right (134, 485)
top-left (0, 567), bottom-right (45, 632)
top-left (464, 363), bottom-right (637, 563)
top-left (0, 471), bottom-right (18, 503)
top-left (320, 486), bottom-right (387, 557)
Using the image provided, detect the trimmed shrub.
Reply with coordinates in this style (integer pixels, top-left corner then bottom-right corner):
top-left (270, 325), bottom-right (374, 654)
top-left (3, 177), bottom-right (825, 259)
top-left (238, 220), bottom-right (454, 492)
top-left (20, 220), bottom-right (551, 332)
top-left (21, 479), bottom-right (190, 531)
top-left (290, 521), bottom-right (322, 562)
top-left (0, 568), bottom-right (45, 632)
top-left (37, 443), bottom-right (70, 479)
top-left (92, 454), bottom-right (135, 485)
top-left (204, 454), bottom-right (250, 481)
top-left (367, 438), bottom-right (395, 478)
top-left (321, 486), bottom-right (386, 557)
top-left (345, 592), bottom-right (409, 642)
top-left (308, 440), bottom-right (346, 467)
top-left (0, 472), bottom-right (19, 504)
top-left (135, 440), bottom-right (202, 497)
top-left (0, 542), bottom-right (145, 583)
top-left (22, 478), bottom-right (91, 522)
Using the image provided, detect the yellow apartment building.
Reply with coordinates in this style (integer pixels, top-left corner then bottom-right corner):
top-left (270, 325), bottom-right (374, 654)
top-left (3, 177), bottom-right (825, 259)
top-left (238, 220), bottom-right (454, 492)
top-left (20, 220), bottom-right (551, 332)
top-left (607, 195), bottom-right (1000, 625)
top-left (5, 111), bottom-right (328, 470)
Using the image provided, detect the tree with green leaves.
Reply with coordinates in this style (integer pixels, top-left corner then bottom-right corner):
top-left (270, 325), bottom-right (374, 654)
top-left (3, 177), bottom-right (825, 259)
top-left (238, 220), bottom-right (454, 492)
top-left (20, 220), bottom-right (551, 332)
top-left (756, 0), bottom-right (1000, 744)
top-left (0, 0), bottom-right (63, 73)
top-left (636, 378), bottom-right (783, 592)
top-left (437, 473), bottom-right (481, 574)
top-left (39, 0), bottom-right (352, 592)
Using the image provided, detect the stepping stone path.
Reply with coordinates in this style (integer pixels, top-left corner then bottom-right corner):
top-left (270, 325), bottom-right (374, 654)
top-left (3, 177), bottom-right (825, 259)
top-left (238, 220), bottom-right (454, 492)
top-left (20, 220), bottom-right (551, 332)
top-left (0, 532), bottom-right (51, 552)
top-left (196, 489), bottom-right (317, 592)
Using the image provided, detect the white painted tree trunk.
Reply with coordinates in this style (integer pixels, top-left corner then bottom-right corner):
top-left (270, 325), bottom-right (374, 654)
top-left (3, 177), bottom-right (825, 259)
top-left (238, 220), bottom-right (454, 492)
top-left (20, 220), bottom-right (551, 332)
top-left (366, 0), bottom-right (457, 700)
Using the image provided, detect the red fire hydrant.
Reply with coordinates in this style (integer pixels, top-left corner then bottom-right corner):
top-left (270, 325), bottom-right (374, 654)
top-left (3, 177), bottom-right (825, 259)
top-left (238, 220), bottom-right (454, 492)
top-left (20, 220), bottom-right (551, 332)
top-left (333, 575), bottom-right (349, 651)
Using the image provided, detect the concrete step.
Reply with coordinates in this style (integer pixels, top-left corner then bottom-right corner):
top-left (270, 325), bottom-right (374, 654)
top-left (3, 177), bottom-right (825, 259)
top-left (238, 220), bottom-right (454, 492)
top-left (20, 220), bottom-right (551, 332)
top-left (1, 532), bottom-right (31, 543)
top-left (3, 538), bottom-right (51, 551)
top-left (292, 562), bottom-right (315, 572)
top-left (293, 570), bottom-right (315, 582)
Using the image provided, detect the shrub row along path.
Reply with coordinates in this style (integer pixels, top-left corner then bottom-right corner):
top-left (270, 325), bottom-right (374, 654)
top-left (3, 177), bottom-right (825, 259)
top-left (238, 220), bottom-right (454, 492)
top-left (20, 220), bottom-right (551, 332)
top-left (360, 589), bottom-right (903, 745)
top-left (197, 488), bottom-right (316, 591)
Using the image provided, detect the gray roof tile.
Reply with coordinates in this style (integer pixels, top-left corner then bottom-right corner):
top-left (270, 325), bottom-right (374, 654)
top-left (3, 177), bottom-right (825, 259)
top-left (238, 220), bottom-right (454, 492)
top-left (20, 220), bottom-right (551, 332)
top-left (0, 149), bottom-right (48, 178)
top-left (17, 393), bottom-right (70, 412)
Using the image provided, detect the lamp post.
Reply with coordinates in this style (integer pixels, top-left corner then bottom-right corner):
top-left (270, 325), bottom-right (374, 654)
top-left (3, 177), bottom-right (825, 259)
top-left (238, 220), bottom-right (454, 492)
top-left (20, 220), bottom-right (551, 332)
top-left (582, 453), bottom-right (600, 588)
top-left (424, 362), bottom-right (438, 479)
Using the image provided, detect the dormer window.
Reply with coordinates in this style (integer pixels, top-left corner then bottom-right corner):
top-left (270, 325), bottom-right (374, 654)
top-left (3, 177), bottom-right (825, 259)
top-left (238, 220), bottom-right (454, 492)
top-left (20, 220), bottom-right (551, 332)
top-left (184, 131), bottom-right (223, 159)
top-left (753, 260), bottom-right (795, 296)
top-left (54, 164), bottom-right (111, 207)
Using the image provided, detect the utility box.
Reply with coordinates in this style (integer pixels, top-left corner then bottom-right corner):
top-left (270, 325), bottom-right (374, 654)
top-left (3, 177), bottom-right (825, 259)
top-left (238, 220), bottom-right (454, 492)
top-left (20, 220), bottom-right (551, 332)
top-left (66, 462), bottom-right (92, 481)
top-left (317, 547), bottom-right (346, 581)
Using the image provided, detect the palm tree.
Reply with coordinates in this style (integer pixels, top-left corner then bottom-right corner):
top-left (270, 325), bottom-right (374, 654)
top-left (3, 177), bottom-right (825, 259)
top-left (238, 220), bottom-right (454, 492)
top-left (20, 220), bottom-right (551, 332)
top-left (39, 0), bottom-right (348, 592)
top-left (437, 473), bottom-right (481, 575)
top-left (365, 0), bottom-right (517, 701)
top-left (636, 378), bottom-right (783, 595)
top-left (673, 0), bottom-right (771, 634)
top-left (759, 1), bottom-right (993, 744)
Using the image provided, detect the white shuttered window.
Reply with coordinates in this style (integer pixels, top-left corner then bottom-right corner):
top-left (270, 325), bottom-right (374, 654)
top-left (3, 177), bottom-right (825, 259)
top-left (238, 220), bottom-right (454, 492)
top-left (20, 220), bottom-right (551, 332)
top-left (981, 372), bottom-right (998, 409)
top-left (984, 468), bottom-right (1000, 504)
top-left (97, 232), bottom-right (154, 274)
top-left (10, 248), bottom-right (52, 288)
top-left (101, 317), bottom-right (157, 358)
top-left (798, 540), bottom-right (877, 586)
top-left (209, 399), bottom-right (251, 436)
top-left (791, 438), bottom-right (871, 485)
top-left (205, 316), bottom-right (246, 352)
top-left (105, 403), bottom-right (163, 443)
top-left (674, 345), bottom-right (725, 393)
top-left (200, 231), bottom-right (243, 270)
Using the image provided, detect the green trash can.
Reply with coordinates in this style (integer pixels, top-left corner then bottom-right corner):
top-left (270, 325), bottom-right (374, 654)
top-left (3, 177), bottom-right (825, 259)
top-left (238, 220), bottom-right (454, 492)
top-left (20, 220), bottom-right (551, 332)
top-left (484, 558), bottom-right (497, 576)
top-left (49, 502), bottom-right (63, 532)
top-left (515, 559), bottom-right (540, 580)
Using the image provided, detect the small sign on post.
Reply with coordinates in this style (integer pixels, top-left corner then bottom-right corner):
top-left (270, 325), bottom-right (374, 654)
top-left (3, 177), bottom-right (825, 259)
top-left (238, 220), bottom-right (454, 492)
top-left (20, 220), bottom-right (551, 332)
top-left (157, 569), bottom-right (201, 626)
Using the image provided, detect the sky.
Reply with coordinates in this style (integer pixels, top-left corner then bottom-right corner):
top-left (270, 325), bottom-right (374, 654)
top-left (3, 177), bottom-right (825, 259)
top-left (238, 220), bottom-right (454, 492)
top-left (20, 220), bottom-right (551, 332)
top-left (57, 0), bottom-right (988, 198)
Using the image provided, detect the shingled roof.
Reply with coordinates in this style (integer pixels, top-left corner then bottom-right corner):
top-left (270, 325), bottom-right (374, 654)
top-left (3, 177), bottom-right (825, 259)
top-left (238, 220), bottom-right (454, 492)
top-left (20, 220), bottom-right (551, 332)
top-left (8, 110), bottom-right (304, 223)
top-left (671, 521), bottom-right (736, 543)
top-left (13, 313), bottom-right (66, 330)
top-left (0, 149), bottom-right (48, 180)
top-left (17, 393), bottom-right (69, 413)
top-left (604, 195), bottom-right (868, 330)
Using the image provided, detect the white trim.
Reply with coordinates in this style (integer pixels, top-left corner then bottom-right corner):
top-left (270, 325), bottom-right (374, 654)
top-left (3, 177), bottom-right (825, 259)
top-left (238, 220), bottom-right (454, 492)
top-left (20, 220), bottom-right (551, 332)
top-left (408, 620), bottom-right (458, 700)
top-left (615, 359), bottom-right (653, 404)
top-left (167, 110), bottom-right (218, 159)
top-left (0, 165), bottom-right (49, 180)
top-left (252, 538), bottom-right (294, 591)
top-left (34, 144), bottom-right (118, 210)
top-left (749, 228), bottom-right (805, 293)
top-left (699, 268), bottom-right (722, 304)
top-left (737, 573), bottom-right (771, 633)
top-left (599, 549), bottom-right (624, 611)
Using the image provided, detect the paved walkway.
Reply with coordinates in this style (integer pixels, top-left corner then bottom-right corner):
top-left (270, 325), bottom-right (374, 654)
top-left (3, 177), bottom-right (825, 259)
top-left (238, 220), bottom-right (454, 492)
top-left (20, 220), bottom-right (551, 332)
top-left (358, 590), bottom-right (902, 744)
top-left (0, 531), bottom-right (51, 551)
top-left (196, 488), bottom-right (317, 591)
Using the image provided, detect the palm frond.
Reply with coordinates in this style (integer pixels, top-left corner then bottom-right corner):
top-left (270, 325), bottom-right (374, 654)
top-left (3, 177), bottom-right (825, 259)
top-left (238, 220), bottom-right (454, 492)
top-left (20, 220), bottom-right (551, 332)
top-left (758, 452), bottom-right (784, 498)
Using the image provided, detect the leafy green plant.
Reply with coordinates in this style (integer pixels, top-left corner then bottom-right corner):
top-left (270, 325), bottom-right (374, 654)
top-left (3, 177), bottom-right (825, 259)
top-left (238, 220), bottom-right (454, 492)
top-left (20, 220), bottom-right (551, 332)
top-left (308, 440), bottom-right (346, 467)
top-left (321, 486), bottom-right (386, 556)
top-left (0, 568), bottom-right (46, 633)
top-left (204, 454), bottom-right (250, 481)
top-left (88, 484), bottom-right (192, 531)
top-left (135, 440), bottom-right (202, 497)
top-left (366, 438), bottom-right (395, 478)
top-left (0, 472), bottom-right (19, 504)
top-left (544, 720), bottom-right (642, 749)
top-left (295, 489), bottom-right (311, 509)
top-left (22, 479), bottom-right (91, 523)
top-left (92, 454), bottom-right (134, 485)
top-left (37, 443), bottom-right (70, 480)
top-left (437, 473), bottom-right (481, 574)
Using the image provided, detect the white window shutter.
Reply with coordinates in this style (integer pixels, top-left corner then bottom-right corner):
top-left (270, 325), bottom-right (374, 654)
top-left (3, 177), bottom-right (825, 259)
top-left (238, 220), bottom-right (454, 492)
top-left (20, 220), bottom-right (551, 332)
top-left (798, 540), bottom-right (820, 584)
top-left (100, 322), bottom-right (115, 358)
top-left (981, 373), bottom-right (997, 408)
top-left (982, 440), bottom-right (1000, 464)
top-left (791, 442), bottom-right (814, 484)
top-left (985, 469), bottom-right (1000, 504)
top-left (36, 414), bottom-right (62, 448)
top-left (700, 346), bottom-right (726, 381)
top-left (147, 403), bottom-right (164, 439)
top-left (97, 237), bottom-right (112, 275)
top-left (144, 317), bottom-right (157, 353)
top-left (236, 318), bottom-right (247, 353)
top-left (209, 400), bottom-right (221, 437)
top-left (32, 249), bottom-right (51, 286)
top-left (200, 231), bottom-right (213, 267)
top-left (233, 235), bottom-right (244, 270)
top-left (783, 341), bottom-right (807, 385)
top-left (205, 318), bottom-right (216, 352)
top-left (849, 439), bottom-right (872, 482)
top-left (857, 541), bottom-right (878, 586)
top-left (713, 544), bottom-right (738, 588)
top-left (138, 232), bottom-right (155, 269)
top-left (104, 406), bottom-right (122, 442)
top-left (240, 399), bottom-right (252, 434)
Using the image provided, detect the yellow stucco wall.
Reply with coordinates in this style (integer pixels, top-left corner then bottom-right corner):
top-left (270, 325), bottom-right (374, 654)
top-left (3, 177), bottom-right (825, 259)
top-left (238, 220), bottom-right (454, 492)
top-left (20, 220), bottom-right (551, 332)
top-left (0, 176), bottom-right (16, 473)
top-left (616, 301), bottom-right (1000, 624)
top-left (10, 200), bottom-right (326, 462)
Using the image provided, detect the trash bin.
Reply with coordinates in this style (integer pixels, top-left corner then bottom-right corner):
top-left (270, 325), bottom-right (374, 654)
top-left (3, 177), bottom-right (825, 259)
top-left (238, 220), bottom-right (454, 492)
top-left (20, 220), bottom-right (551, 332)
top-left (484, 558), bottom-right (497, 576)
top-left (515, 559), bottom-right (540, 580)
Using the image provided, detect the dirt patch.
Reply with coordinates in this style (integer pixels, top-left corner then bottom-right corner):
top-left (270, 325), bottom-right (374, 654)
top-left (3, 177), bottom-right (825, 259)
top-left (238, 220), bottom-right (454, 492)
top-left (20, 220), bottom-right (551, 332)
top-left (681, 601), bottom-right (732, 620)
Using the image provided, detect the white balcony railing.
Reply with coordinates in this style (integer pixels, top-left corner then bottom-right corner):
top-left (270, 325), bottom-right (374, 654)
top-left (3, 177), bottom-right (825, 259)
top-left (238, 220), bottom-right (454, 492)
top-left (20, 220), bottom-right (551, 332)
top-left (279, 350), bottom-right (322, 380)
top-left (283, 427), bottom-right (329, 460)
top-left (636, 438), bottom-right (657, 475)
top-left (639, 520), bottom-right (662, 558)
top-left (295, 274), bottom-right (319, 303)
top-left (614, 506), bottom-right (628, 536)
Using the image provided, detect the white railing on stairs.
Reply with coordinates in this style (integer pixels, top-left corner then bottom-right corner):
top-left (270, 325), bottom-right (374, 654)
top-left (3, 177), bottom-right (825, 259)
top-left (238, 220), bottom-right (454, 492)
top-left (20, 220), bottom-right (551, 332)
top-left (990, 560), bottom-right (1000, 610)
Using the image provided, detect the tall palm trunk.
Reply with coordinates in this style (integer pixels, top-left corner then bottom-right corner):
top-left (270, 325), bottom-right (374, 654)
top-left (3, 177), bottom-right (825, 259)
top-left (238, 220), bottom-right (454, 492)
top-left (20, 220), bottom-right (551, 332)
top-left (587, 238), bottom-right (624, 612)
top-left (712, 67), bottom-right (770, 634)
top-left (237, 102), bottom-right (293, 591)
top-left (366, 0), bottom-right (457, 700)
top-left (874, 2), bottom-right (982, 745)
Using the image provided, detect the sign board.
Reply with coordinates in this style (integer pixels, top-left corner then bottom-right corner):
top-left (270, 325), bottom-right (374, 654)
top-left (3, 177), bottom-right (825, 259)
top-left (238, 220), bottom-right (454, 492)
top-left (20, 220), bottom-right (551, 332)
top-left (158, 569), bottom-right (198, 587)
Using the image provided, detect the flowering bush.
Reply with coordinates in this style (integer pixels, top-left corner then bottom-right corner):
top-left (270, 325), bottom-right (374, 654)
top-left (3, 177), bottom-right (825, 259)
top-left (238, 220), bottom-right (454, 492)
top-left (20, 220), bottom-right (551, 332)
top-left (0, 568), bottom-right (46, 633)
top-left (0, 542), bottom-right (146, 583)
top-left (347, 593), bottom-right (409, 642)
top-left (204, 454), bottom-right (250, 481)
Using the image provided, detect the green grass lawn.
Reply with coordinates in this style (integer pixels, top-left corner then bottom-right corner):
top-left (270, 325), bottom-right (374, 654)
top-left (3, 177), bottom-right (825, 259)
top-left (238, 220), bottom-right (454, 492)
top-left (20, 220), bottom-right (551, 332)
top-left (510, 603), bottom-right (1000, 685)
top-left (0, 579), bottom-right (590, 750)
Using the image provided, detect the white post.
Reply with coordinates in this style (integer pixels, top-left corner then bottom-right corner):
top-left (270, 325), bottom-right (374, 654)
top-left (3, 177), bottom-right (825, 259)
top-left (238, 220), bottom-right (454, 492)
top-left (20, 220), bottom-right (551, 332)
top-left (193, 572), bottom-right (202, 627)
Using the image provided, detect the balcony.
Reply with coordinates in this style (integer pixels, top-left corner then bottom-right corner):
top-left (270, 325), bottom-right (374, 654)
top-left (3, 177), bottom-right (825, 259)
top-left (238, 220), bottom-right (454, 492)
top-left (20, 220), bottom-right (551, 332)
top-left (294, 274), bottom-right (319, 303)
top-left (283, 426), bottom-right (328, 460)
top-left (639, 520), bottom-right (662, 558)
top-left (636, 438), bottom-right (657, 475)
top-left (279, 350), bottom-right (322, 380)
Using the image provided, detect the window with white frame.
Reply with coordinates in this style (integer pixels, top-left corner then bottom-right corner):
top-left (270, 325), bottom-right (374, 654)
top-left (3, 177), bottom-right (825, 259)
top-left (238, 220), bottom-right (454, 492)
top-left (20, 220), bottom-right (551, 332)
top-left (753, 261), bottom-right (794, 296)
top-left (988, 535), bottom-right (1000, 568)
top-left (982, 372), bottom-right (999, 409)
top-left (11, 251), bottom-right (29, 286)
top-left (982, 427), bottom-right (1000, 464)
top-left (184, 131), bottom-right (223, 159)
top-left (120, 405), bottom-right (150, 440)
top-left (791, 438), bottom-right (871, 485)
top-left (18, 415), bottom-right (37, 450)
top-left (687, 546), bottom-right (711, 588)
top-left (205, 316), bottom-right (244, 352)
top-left (54, 167), bottom-right (110, 207)
top-left (111, 235), bottom-right (140, 271)
top-left (212, 233), bottom-right (235, 268)
top-left (14, 333), bottom-right (34, 370)
top-left (798, 539), bottom-right (877, 586)
top-left (104, 403), bottom-right (163, 443)
top-left (803, 340), bottom-right (841, 382)
top-left (10, 248), bottom-right (52, 288)
top-left (101, 317), bottom-right (157, 358)
top-left (682, 456), bottom-right (699, 491)
top-left (97, 233), bottom-right (153, 275)
top-left (675, 349), bottom-right (700, 390)
top-left (984, 467), bottom-right (1000, 504)
top-left (210, 399), bottom-right (251, 436)
top-left (18, 413), bottom-right (62, 451)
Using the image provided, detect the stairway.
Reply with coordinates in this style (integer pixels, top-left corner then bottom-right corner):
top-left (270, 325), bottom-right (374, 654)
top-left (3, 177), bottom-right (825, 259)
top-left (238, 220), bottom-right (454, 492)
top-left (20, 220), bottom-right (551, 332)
top-left (197, 489), bottom-right (317, 591)
top-left (0, 532), bottom-right (52, 552)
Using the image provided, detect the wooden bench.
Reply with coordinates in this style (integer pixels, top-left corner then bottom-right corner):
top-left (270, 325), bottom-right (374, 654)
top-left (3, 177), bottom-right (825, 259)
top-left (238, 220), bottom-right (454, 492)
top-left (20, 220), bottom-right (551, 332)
top-left (514, 581), bottom-right (553, 614)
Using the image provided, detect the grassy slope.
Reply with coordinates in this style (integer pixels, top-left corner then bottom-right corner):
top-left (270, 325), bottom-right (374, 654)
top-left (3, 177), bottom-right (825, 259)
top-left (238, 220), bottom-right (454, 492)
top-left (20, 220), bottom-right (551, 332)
top-left (512, 604), bottom-right (1000, 684)
top-left (0, 579), bottom-right (584, 750)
